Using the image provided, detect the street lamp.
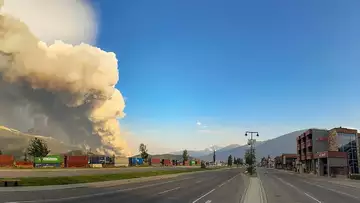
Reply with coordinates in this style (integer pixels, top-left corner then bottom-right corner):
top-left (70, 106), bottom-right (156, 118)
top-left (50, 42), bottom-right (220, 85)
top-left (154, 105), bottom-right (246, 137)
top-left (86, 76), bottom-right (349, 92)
top-left (210, 145), bottom-right (217, 164)
top-left (245, 131), bottom-right (259, 175)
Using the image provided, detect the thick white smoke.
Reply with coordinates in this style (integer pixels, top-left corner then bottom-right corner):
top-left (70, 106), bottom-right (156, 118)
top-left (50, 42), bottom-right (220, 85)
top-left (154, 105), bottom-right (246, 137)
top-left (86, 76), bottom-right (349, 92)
top-left (0, 0), bottom-right (128, 155)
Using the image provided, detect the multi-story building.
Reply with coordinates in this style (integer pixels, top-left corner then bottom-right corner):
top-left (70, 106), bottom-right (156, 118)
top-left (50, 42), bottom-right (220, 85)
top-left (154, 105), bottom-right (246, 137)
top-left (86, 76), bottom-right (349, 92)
top-left (296, 127), bottom-right (360, 177)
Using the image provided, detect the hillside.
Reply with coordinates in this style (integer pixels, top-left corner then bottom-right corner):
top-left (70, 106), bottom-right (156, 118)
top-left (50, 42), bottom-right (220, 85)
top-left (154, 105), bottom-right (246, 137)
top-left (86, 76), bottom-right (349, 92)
top-left (132, 153), bottom-right (195, 161)
top-left (0, 125), bottom-right (82, 159)
top-left (198, 130), bottom-right (306, 161)
top-left (170, 144), bottom-right (240, 158)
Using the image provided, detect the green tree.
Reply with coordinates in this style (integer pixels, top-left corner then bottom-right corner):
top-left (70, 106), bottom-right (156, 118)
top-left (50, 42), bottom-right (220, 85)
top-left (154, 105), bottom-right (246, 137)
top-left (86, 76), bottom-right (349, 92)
top-left (139, 143), bottom-right (149, 162)
top-left (244, 148), bottom-right (256, 175)
top-left (227, 155), bottom-right (233, 166)
top-left (27, 137), bottom-right (50, 164)
top-left (182, 149), bottom-right (189, 162)
top-left (237, 158), bottom-right (244, 165)
top-left (233, 156), bottom-right (237, 165)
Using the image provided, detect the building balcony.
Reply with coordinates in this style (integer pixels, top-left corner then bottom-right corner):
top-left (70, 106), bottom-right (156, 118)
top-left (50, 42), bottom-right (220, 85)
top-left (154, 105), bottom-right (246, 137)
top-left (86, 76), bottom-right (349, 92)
top-left (306, 140), bottom-right (312, 148)
top-left (297, 145), bottom-right (300, 150)
top-left (301, 142), bottom-right (306, 149)
top-left (306, 152), bottom-right (313, 160)
top-left (301, 155), bottom-right (306, 160)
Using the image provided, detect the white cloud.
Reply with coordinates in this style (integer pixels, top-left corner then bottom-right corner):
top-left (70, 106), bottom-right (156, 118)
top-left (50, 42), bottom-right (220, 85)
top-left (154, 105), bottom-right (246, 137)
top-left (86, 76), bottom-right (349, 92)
top-left (196, 121), bottom-right (202, 126)
top-left (1, 0), bottom-right (98, 45)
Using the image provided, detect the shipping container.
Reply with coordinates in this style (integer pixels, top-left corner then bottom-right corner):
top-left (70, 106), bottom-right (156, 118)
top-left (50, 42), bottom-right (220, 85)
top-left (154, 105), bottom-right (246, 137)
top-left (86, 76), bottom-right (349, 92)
top-left (64, 155), bottom-right (88, 168)
top-left (163, 159), bottom-right (172, 166)
top-left (149, 158), bottom-right (161, 166)
top-left (114, 156), bottom-right (129, 167)
top-left (35, 163), bottom-right (61, 168)
top-left (183, 161), bottom-right (189, 166)
top-left (0, 155), bottom-right (14, 167)
top-left (89, 164), bottom-right (102, 168)
top-left (88, 155), bottom-right (105, 164)
top-left (129, 157), bottom-right (137, 166)
top-left (136, 158), bottom-right (144, 165)
top-left (15, 161), bottom-right (33, 168)
top-left (190, 160), bottom-right (196, 166)
top-left (34, 155), bottom-right (62, 164)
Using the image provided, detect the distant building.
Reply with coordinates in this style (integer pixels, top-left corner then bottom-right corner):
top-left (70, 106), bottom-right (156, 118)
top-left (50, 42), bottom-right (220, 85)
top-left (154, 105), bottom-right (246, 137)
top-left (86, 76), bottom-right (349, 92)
top-left (296, 128), bottom-right (360, 177)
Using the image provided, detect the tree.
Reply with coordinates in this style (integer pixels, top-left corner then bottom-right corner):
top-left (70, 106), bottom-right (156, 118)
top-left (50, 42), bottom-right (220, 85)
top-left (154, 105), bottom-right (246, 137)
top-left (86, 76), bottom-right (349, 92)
top-left (139, 143), bottom-right (149, 162)
top-left (0, 149), bottom-right (2, 155)
top-left (182, 149), bottom-right (189, 162)
top-left (244, 148), bottom-right (256, 175)
top-left (237, 158), bottom-right (244, 165)
top-left (227, 155), bottom-right (233, 166)
top-left (233, 156), bottom-right (237, 165)
top-left (27, 137), bottom-right (50, 164)
top-left (213, 150), bottom-right (216, 163)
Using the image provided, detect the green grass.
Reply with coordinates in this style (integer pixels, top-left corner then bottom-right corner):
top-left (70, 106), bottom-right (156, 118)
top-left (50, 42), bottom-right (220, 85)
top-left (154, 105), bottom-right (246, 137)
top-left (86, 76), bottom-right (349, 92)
top-left (1, 168), bottom-right (218, 186)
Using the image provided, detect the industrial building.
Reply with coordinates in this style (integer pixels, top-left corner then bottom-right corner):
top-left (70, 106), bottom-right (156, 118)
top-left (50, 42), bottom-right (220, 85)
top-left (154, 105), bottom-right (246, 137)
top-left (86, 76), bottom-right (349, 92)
top-left (296, 127), bottom-right (360, 177)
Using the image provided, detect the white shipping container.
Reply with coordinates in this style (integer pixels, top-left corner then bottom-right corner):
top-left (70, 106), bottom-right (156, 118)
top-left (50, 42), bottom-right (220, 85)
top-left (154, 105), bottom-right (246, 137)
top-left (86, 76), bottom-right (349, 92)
top-left (89, 164), bottom-right (103, 168)
top-left (114, 156), bottom-right (128, 167)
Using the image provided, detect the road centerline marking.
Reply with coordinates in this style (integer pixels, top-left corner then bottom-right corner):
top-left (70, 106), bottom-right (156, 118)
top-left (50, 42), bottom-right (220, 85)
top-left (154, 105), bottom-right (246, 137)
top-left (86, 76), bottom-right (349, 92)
top-left (192, 189), bottom-right (215, 203)
top-left (157, 187), bottom-right (181, 195)
top-left (304, 192), bottom-right (322, 203)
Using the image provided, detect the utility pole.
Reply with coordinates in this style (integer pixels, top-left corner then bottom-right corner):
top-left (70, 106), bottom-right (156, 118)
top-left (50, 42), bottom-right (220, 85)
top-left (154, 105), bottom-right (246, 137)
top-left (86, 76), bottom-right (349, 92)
top-left (210, 145), bottom-right (216, 164)
top-left (245, 131), bottom-right (259, 175)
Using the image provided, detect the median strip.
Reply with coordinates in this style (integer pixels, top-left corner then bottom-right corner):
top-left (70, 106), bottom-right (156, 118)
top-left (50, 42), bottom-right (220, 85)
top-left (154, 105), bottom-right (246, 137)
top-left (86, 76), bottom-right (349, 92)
top-left (0, 168), bottom-right (221, 187)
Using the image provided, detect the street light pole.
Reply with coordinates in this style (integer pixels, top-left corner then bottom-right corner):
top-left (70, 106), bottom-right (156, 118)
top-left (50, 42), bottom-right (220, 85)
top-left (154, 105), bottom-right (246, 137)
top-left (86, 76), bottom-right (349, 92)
top-left (245, 131), bottom-right (259, 175)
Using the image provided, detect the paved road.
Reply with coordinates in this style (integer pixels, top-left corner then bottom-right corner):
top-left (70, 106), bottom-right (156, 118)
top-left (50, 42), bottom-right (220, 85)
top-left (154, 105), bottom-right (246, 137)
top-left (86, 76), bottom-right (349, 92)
top-left (0, 168), bottom-right (245, 203)
top-left (258, 168), bottom-right (360, 203)
top-left (0, 166), bottom-right (202, 178)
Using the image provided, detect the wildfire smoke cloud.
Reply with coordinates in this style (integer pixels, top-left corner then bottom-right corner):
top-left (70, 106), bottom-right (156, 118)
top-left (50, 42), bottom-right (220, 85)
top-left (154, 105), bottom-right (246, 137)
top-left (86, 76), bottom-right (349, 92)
top-left (0, 0), bottom-right (128, 155)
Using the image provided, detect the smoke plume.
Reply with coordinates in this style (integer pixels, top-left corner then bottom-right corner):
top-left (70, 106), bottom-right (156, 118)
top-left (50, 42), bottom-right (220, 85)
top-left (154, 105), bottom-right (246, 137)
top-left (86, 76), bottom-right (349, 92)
top-left (0, 0), bottom-right (128, 155)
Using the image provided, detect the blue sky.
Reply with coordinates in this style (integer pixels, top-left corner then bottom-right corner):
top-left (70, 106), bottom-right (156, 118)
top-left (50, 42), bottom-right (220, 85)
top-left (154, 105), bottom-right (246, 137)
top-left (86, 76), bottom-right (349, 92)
top-left (92, 0), bottom-right (360, 154)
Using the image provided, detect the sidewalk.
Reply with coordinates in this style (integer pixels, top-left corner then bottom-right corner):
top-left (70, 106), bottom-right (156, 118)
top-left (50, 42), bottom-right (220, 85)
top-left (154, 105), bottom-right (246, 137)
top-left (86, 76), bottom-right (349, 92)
top-left (241, 176), bottom-right (267, 203)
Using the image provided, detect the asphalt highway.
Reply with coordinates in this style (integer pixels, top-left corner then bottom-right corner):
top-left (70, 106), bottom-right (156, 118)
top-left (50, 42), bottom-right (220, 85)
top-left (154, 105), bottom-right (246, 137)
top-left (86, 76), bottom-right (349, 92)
top-left (258, 168), bottom-right (360, 203)
top-left (0, 168), bottom-right (246, 203)
top-left (0, 166), bottom-right (201, 178)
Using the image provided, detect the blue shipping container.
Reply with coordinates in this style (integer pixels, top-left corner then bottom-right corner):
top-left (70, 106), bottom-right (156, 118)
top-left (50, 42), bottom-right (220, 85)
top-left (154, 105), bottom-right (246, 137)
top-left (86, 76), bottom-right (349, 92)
top-left (129, 158), bottom-right (137, 166)
top-left (89, 156), bottom-right (105, 164)
top-left (136, 158), bottom-right (144, 165)
top-left (35, 163), bottom-right (61, 168)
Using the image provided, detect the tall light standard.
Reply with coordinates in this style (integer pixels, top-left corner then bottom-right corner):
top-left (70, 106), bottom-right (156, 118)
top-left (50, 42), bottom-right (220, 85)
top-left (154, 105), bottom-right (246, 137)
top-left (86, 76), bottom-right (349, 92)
top-left (245, 131), bottom-right (259, 175)
top-left (210, 145), bottom-right (217, 164)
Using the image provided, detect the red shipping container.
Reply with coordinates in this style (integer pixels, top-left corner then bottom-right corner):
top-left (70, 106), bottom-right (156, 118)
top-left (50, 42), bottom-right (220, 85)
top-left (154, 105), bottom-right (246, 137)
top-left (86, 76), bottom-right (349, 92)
top-left (184, 161), bottom-right (189, 166)
top-left (163, 159), bottom-right (172, 166)
top-left (0, 155), bottom-right (14, 166)
top-left (15, 161), bottom-right (33, 168)
top-left (66, 162), bottom-right (88, 168)
top-left (150, 158), bottom-right (161, 164)
top-left (64, 156), bottom-right (89, 168)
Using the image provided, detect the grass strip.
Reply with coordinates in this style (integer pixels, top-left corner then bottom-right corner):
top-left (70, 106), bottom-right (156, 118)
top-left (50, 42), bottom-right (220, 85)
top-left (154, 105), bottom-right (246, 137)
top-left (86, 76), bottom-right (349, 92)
top-left (1, 168), bottom-right (219, 186)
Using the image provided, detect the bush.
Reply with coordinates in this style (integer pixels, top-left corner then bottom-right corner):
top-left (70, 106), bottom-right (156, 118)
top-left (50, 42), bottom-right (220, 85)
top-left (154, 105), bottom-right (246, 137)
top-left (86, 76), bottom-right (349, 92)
top-left (349, 174), bottom-right (360, 180)
top-left (247, 166), bottom-right (255, 174)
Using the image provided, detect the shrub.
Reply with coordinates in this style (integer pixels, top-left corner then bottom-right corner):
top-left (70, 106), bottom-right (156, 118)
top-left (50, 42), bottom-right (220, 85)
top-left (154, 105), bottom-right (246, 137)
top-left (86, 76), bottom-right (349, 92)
top-left (349, 174), bottom-right (360, 180)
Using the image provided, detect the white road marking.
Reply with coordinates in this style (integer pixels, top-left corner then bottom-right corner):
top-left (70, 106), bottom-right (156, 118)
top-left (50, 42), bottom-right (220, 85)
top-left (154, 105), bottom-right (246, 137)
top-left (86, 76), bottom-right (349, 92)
top-left (3, 178), bottom-right (192, 203)
top-left (218, 173), bottom-right (241, 188)
top-left (275, 177), bottom-right (322, 203)
top-left (205, 200), bottom-right (212, 203)
top-left (304, 192), bottom-right (322, 203)
top-left (192, 172), bottom-right (241, 203)
top-left (192, 189), bottom-right (215, 203)
top-left (157, 187), bottom-right (181, 195)
top-left (195, 180), bottom-right (202, 184)
top-left (302, 180), bottom-right (359, 200)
